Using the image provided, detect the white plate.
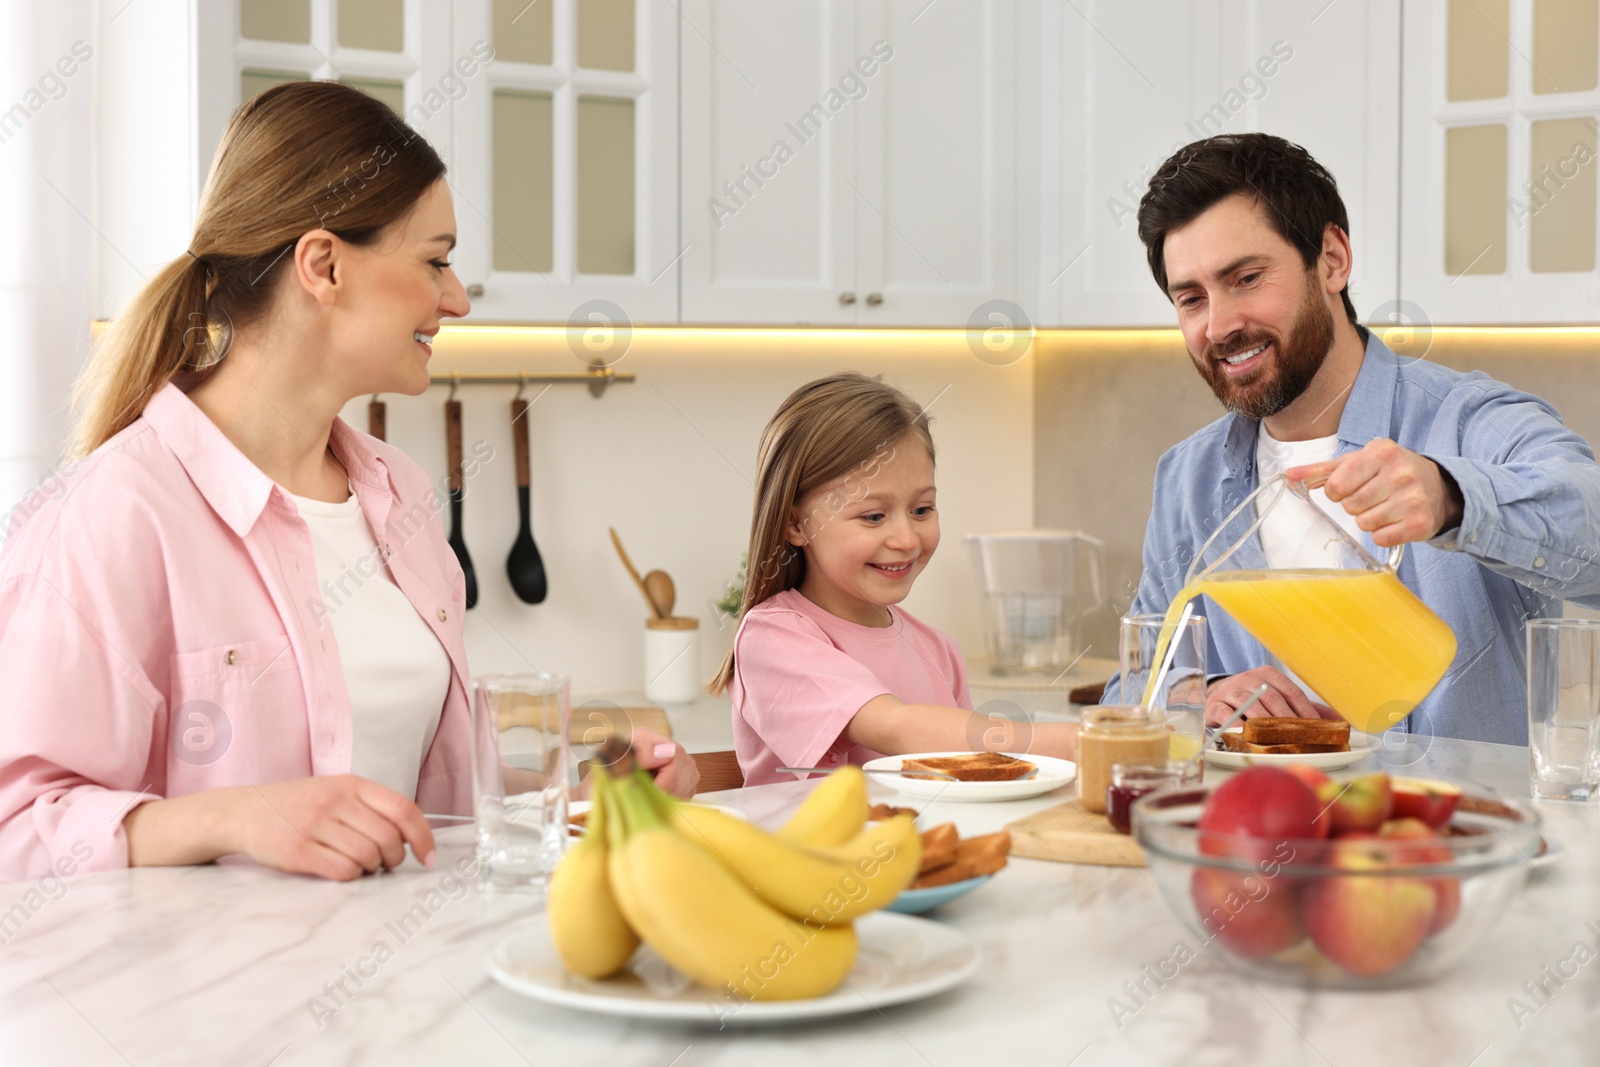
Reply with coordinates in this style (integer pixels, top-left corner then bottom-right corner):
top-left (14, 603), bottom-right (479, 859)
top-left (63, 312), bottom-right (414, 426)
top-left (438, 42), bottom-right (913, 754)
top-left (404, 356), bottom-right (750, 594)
top-left (1529, 836), bottom-right (1565, 870)
top-left (1202, 729), bottom-right (1379, 771)
top-left (485, 910), bottom-right (979, 1025)
top-left (565, 800), bottom-right (744, 835)
top-left (860, 752), bottom-right (1077, 802)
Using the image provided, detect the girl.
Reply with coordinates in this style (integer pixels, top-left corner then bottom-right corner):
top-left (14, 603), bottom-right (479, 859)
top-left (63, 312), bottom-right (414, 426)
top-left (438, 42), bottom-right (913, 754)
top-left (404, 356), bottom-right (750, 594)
top-left (0, 81), bottom-right (695, 885)
top-left (712, 372), bottom-right (1079, 785)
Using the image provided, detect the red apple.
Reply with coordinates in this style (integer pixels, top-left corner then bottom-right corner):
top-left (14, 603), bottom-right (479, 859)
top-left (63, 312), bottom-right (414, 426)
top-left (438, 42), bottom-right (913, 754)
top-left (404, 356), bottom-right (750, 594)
top-left (1378, 818), bottom-right (1462, 935)
top-left (1198, 767), bottom-right (1324, 863)
top-left (1390, 777), bottom-right (1462, 829)
top-left (1281, 764), bottom-right (1335, 839)
top-left (1191, 867), bottom-right (1305, 958)
top-left (1323, 772), bottom-right (1394, 835)
top-left (1301, 833), bottom-right (1437, 977)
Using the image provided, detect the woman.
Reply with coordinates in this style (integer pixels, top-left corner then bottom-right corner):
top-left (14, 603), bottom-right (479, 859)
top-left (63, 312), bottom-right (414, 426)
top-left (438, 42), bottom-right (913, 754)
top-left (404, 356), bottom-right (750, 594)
top-left (0, 81), bottom-right (696, 884)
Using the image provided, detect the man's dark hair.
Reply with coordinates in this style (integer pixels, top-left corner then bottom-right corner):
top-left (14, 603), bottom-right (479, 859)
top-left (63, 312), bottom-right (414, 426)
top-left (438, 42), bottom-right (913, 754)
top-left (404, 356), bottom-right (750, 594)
top-left (1136, 133), bottom-right (1358, 326)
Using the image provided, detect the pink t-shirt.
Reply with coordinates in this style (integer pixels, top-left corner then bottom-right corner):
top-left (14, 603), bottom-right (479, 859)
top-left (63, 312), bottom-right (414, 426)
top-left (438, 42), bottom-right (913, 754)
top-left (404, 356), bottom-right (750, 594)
top-left (729, 588), bottom-right (973, 786)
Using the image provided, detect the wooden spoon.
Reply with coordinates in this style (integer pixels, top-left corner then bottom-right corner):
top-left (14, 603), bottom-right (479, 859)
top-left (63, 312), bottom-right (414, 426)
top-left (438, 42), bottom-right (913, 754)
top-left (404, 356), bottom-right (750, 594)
top-left (609, 527), bottom-right (663, 619)
top-left (643, 569), bottom-right (675, 618)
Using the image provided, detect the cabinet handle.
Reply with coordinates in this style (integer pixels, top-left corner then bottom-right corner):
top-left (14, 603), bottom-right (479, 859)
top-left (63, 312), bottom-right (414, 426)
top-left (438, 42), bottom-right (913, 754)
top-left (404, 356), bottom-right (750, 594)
top-left (865, 292), bottom-right (883, 306)
top-left (466, 283), bottom-right (485, 298)
top-left (838, 292), bottom-right (857, 305)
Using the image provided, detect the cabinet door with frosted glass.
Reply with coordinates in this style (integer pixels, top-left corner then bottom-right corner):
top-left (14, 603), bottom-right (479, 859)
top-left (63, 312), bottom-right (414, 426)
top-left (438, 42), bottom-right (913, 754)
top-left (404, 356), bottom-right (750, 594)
top-left (1402, 0), bottom-right (1600, 322)
top-left (447, 0), bottom-right (679, 325)
top-left (205, 1), bottom-right (455, 199)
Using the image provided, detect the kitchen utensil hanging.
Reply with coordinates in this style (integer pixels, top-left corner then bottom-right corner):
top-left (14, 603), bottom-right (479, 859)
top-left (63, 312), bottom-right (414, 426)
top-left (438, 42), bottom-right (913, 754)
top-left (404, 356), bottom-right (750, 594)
top-left (445, 381), bottom-right (478, 609)
top-left (506, 376), bottom-right (549, 604)
top-left (368, 395), bottom-right (386, 441)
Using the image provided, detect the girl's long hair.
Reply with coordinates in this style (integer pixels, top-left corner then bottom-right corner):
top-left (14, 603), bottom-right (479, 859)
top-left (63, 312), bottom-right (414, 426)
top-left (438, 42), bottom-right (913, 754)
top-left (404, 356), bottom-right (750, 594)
top-left (70, 80), bottom-right (446, 459)
top-left (709, 372), bottom-right (935, 694)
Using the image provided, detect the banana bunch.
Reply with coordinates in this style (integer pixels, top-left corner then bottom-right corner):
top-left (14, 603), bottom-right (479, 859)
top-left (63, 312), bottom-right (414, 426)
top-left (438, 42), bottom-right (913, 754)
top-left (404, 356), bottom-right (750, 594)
top-left (546, 764), bottom-right (918, 1001)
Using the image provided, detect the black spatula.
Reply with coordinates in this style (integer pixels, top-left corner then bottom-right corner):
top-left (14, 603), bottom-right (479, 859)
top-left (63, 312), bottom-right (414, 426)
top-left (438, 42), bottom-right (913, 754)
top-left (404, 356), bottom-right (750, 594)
top-left (506, 396), bottom-right (548, 604)
top-left (445, 395), bottom-right (477, 609)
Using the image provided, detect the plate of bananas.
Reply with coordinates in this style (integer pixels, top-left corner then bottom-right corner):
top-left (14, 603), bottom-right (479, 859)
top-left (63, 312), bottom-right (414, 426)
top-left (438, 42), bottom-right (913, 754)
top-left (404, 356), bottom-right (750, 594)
top-left (509, 760), bottom-right (981, 1023)
top-left (488, 909), bottom-right (979, 1024)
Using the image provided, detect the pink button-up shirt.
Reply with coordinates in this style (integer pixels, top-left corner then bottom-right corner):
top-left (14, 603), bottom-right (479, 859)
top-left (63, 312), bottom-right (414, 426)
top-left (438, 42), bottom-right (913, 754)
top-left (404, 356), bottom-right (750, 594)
top-left (0, 383), bottom-right (475, 882)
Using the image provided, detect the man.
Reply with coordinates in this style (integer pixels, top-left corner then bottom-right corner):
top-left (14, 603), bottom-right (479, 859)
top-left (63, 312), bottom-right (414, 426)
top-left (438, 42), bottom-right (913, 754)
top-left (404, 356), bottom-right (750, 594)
top-left (1114, 133), bottom-right (1600, 744)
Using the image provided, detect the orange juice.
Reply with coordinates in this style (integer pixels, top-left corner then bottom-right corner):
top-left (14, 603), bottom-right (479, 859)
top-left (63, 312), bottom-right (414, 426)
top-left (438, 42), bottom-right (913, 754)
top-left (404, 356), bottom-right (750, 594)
top-left (1141, 570), bottom-right (1457, 734)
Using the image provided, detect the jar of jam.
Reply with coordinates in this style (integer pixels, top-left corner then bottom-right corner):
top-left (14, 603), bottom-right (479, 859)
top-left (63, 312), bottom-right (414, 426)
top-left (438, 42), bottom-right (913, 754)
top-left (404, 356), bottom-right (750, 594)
top-left (1075, 706), bottom-right (1168, 813)
top-left (1106, 760), bottom-right (1202, 834)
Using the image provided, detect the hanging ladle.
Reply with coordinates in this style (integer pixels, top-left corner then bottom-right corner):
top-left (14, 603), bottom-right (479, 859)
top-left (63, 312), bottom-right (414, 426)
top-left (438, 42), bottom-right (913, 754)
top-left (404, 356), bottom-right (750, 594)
top-left (445, 376), bottom-right (478, 609)
top-left (506, 374), bottom-right (549, 604)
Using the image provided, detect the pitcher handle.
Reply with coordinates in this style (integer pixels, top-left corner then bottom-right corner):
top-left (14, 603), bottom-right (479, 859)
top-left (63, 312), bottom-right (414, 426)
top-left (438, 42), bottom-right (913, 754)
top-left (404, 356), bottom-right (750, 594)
top-left (1386, 543), bottom-right (1406, 572)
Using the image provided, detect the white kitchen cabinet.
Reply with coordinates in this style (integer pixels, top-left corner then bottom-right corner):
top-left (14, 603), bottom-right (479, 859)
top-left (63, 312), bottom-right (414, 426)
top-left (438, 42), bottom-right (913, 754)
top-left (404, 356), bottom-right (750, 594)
top-left (1038, 0), bottom-right (1400, 327)
top-left (1401, 0), bottom-right (1600, 323)
top-left (679, 0), bottom-right (1017, 325)
top-left (449, 0), bottom-right (680, 325)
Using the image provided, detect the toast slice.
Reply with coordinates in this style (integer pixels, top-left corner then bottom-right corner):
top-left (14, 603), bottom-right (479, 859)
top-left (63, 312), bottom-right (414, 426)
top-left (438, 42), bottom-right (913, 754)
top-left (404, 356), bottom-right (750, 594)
top-left (911, 831), bottom-right (1012, 888)
top-left (916, 822), bottom-right (960, 875)
top-left (899, 753), bottom-right (1036, 782)
top-left (1219, 733), bottom-right (1348, 755)
top-left (1238, 717), bottom-right (1351, 747)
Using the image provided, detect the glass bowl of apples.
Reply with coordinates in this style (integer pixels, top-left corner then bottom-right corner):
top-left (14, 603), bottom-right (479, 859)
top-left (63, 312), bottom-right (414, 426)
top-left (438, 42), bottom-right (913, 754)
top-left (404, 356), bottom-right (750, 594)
top-left (1132, 766), bottom-right (1540, 988)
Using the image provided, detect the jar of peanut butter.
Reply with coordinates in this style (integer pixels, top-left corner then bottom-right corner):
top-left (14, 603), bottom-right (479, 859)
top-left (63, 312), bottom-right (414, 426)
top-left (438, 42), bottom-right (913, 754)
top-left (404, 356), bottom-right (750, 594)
top-left (1075, 706), bottom-right (1168, 813)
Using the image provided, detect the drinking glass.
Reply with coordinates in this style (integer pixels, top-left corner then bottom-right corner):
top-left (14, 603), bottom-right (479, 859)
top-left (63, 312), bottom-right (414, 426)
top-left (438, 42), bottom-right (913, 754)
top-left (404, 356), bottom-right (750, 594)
top-left (1526, 619), bottom-right (1600, 802)
top-left (1118, 613), bottom-right (1208, 760)
top-left (471, 672), bottom-right (572, 890)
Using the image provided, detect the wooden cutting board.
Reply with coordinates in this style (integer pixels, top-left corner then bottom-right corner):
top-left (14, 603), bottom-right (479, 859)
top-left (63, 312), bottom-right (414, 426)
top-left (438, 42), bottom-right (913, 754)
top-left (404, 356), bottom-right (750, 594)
top-left (1004, 799), bottom-right (1147, 867)
top-left (495, 700), bottom-right (673, 742)
top-left (566, 705), bottom-right (673, 743)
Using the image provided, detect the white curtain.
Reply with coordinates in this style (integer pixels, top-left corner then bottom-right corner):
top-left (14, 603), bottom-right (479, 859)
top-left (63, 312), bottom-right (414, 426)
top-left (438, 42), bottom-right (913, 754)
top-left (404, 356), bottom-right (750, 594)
top-left (0, 1), bottom-right (94, 520)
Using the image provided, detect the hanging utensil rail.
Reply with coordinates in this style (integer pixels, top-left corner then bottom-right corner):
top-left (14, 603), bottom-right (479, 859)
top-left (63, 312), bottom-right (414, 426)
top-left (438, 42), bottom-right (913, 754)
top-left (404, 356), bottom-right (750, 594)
top-left (427, 368), bottom-right (634, 398)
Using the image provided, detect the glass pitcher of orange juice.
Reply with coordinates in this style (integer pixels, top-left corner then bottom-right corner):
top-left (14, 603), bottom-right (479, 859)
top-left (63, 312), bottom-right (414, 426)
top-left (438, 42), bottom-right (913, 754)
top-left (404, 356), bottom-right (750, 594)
top-left (1143, 475), bottom-right (1457, 734)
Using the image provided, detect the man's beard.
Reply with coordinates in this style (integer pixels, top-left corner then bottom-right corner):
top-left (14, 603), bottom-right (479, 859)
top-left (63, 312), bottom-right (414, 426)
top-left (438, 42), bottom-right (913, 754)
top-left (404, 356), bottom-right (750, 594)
top-left (1195, 271), bottom-right (1335, 420)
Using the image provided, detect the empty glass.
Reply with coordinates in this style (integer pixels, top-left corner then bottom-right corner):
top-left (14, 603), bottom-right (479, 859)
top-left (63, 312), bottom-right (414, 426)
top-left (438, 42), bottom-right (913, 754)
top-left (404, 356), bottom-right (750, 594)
top-left (1118, 612), bottom-right (1208, 761)
top-left (471, 672), bottom-right (572, 890)
top-left (1527, 619), bottom-right (1600, 801)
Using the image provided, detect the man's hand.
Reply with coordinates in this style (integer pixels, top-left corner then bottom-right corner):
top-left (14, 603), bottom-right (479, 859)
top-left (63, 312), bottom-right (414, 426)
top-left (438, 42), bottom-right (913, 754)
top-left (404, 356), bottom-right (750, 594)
top-left (1206, 667), bottom-right (1341, 725)
top-left (1286, 438), bottom-right (1464, 547)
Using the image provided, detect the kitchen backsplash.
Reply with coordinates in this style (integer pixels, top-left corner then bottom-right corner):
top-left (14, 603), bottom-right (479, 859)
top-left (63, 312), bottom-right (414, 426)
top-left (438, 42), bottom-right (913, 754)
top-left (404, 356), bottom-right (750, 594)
top-left (343, 328), bottom-right (1033, 697)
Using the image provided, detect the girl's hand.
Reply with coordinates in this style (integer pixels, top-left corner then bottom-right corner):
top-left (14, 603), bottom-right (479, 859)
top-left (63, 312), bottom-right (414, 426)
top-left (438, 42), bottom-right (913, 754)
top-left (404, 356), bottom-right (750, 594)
top-left (631, 729), bottom-right (700, 798)
top-left (216, 775), bottom-right (436, 881)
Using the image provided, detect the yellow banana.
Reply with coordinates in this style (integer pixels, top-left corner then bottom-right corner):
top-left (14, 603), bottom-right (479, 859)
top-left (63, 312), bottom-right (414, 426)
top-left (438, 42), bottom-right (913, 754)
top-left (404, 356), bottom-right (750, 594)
top-left (777, 766), bottom-right (868, 848)
top-left (671, 804), bottom-right (919, 923)
top-left (546, 780), bottom-right (639, 979)
top-left (610, 821), bottom-right (858, 1001)
top-left (815, 812), bottom-right (922, 903)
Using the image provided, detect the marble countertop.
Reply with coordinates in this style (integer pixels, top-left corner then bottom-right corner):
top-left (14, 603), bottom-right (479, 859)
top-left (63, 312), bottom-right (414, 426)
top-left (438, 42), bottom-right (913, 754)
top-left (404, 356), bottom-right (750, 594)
top-left (1, 736), bottom-right (1594, 1066)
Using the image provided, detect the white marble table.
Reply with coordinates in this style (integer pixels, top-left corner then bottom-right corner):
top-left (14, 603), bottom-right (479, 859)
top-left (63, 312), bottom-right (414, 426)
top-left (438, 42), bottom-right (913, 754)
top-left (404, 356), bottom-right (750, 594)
top-left (0, 737), bottom-right (1595, 1067)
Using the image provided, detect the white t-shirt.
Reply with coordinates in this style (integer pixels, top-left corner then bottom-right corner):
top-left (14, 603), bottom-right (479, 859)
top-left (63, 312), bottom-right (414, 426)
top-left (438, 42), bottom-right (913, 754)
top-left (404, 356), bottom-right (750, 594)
top-left (288, 487), bottom-right (450, 800)
top-left (1254, 426), bottom-right (1366, 568)
top-left (1251, 426), bottom-right (1367, 702)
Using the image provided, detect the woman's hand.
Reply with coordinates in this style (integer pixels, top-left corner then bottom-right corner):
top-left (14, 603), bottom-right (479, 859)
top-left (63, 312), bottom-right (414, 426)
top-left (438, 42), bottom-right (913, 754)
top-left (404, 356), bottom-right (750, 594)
top-left (126, 776), bottom-right (437, 881)
top-left (219, 776), bottom-right (437, 880)
top-left (631, 729), bottom-right (699, 798)
top-left (1205, 667), bottom-right (1340, 725)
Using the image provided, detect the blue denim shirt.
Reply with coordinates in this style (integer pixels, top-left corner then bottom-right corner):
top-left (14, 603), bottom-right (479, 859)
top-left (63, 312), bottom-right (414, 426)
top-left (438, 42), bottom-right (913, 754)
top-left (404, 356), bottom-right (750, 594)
top-left (1105, 329), bottom-right (1600, 744)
